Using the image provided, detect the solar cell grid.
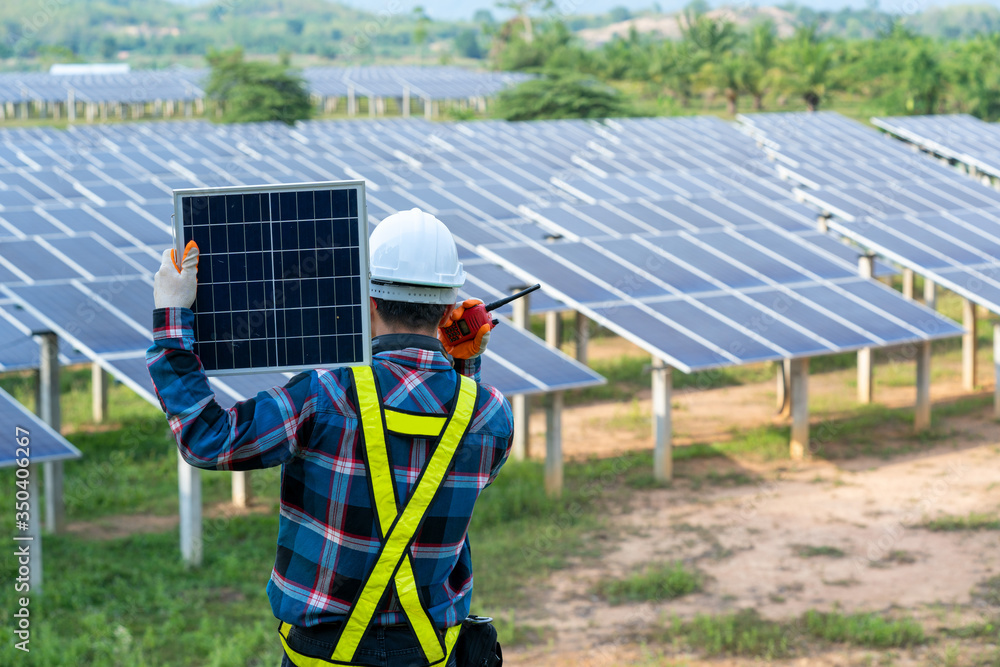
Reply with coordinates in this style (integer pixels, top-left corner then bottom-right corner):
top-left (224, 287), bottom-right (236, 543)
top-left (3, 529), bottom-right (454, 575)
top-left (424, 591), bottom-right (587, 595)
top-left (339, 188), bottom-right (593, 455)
top-left (175, 182), bottom-right (370, 375)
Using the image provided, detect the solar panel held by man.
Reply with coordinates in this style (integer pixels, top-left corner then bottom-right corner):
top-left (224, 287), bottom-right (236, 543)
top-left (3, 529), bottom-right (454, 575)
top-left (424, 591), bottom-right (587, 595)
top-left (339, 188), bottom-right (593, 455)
top-left (146, 181), bottom-right (510, 667)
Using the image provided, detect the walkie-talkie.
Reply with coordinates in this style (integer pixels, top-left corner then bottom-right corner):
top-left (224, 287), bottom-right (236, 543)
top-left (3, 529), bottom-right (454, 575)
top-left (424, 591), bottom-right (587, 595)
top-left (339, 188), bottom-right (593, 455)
top-left (441, 284), bottom-right (541, 345)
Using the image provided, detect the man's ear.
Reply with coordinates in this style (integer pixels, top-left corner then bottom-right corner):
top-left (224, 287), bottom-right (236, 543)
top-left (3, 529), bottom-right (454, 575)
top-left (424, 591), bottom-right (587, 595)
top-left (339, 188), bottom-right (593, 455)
top-left (438, 304), bottom-right (456, 328)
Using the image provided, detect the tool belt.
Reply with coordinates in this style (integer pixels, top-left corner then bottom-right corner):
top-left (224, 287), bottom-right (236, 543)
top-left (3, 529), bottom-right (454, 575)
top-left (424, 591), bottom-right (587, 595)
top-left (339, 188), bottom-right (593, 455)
top-left (454, 616), bottom-right (503, 667)
top-left (279, 365), bottom-right (480, 667)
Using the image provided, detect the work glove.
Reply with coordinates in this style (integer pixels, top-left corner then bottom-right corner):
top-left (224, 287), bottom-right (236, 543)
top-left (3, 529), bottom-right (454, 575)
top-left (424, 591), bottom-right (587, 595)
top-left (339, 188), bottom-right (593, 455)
top-left (438, 298), bottom-right (492, 360)
top-left (154, 240), bottom-right (200, 309)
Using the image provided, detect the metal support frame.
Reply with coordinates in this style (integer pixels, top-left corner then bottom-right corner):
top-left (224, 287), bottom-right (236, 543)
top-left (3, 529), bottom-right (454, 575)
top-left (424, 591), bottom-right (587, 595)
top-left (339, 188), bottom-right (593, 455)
top-left (574, 311), bottom-right (589, 364)
top-left (789, 357), bottom-right (809, 460)
top-left (545, 392), bottom-right (563, 497)
top-left (995, 322), bottom-right (1000, 419)
top-left (545, 311), bottom-right (562, 348)
top-left (651, 357), bottom-right (673, 482)
top-left (232, 471), bottom-right (250, 508)
top-left (902, 268), bottom-right (914, 300)
top-left (857, 253), bottom-right (876, 404)
top-left (963, 298), bottom-right (978, 391)
top-left (92, 363), bottom-right (108, 423)
top-left (511, 292), bottom-right (531, 461)
top-left (402, 87), bottom-right (410, 118)
top-left (179, 454), bottom-right (202, 566)
top-left (37, 333), bottom-right (64, 534)
top-left (924, 278), bottom-right (937, 311)
top-left (776, 359), bottom-right (791, 416)
top-left (915, 340), bottom-right (931, 432)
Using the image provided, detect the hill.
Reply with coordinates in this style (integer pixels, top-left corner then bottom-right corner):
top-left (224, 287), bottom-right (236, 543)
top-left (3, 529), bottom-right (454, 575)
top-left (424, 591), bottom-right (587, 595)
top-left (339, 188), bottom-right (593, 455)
top-left (0, 0), bottom-right (427, 62)
top-left (903, 4), bottom-right (1000, 38)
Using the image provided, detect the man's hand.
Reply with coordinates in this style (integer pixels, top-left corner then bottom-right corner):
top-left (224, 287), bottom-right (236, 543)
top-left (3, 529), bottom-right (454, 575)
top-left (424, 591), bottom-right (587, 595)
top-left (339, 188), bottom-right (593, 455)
top-left (154, 240), bottom-right (199, 309)
top-left (438, 298), bottom-right (491, 360)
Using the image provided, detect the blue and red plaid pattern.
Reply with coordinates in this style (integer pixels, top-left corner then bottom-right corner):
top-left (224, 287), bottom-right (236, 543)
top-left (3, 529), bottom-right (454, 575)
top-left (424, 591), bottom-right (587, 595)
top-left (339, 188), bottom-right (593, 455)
top-left (147, 307), bottom-right (513, 630)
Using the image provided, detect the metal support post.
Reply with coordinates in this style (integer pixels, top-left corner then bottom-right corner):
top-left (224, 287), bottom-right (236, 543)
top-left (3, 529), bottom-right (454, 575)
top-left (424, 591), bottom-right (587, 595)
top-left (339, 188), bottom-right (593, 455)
top-left (858, 253), bottom-right (875, 403)
top-left (92, 362), bottom-right (108, 423)
top-left (37, 333), bottom-right (64, 534)
top-left (511, 292), bottom-right (531, 460)
top-left (545, 392), bottom-right (563, 497)
top-left (995, 322), bottom-right (1000, 418)
top-left (232, 471), bottom-right (250, 508)
top-left (545, 311), bottom-right (562, 348)
top-left (789, 357), bottom-right (809, 460)
top-left (777, 359), bottom-right (791, 416)
top-left (924, 278), bottom-right (937, 311)
top-left (963, 298), bottom-right (978, 391)
top-left (915, 340), bottom-right (931, 432)
top-left (348, 87), bottom-right (356, 116)
top-left (402, 87), bottom-right (410, 118)
top-left (902, 268), bottom-right (914, 300)
top-left (651, 357), bottom-right (673, 482)
top-left (424, 96), bottom-right (433, 120)
top-left (178, 454), bottom-right (202, 566)
top-left (575, 311), bottom-right (589, 364)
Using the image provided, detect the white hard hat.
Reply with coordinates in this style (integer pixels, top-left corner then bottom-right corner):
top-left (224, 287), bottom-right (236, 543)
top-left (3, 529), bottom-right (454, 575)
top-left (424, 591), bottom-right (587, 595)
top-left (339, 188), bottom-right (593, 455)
top-left (369, 208), bottom-right (466, 305)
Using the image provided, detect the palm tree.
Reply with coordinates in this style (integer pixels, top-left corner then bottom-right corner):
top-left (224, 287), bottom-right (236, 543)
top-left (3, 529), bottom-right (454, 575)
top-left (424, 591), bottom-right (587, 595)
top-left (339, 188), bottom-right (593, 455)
top-left (782, 25), bottom-right (834, 112)
top-left (496, 0), bottom-right (554, 45)
top-left (745, 20), bottom-right (776, 110)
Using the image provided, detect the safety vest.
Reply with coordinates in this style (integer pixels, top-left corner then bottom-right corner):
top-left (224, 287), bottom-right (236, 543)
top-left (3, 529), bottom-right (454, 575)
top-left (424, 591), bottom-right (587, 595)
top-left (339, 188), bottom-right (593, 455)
top-left (279, 365), bottom-right (480, 667)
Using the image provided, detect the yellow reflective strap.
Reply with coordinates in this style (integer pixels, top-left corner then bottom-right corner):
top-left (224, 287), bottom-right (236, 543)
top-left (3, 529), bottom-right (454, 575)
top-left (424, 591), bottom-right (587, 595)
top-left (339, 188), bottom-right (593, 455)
top-left (394, 554), bottom-right (444, 663)
top-left (279, 622), bottom-right (353, 667)
top-left (384, 410), bottom-right (446, 437)
top-left (335, 366), bottom-right (397, 660)
top-left (279, 621), bottom-right (461, 667)
top-left (333, 371), bottom-right (478, 663)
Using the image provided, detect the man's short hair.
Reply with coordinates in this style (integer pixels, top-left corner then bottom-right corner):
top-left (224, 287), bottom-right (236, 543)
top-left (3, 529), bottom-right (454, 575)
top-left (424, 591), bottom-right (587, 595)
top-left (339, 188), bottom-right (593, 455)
top-left (373, 298), bottom-right (447, 332)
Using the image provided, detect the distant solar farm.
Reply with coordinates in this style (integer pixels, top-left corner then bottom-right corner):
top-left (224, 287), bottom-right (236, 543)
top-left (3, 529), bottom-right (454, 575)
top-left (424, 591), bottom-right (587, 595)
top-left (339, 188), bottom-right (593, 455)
top-left (0, 66), bottom-right (532, 121)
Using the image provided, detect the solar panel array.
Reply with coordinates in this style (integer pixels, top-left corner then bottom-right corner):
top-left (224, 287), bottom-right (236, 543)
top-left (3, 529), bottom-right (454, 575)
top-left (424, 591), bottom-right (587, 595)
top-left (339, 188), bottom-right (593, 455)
top-left (175, 183), bottom-right (370, 375)
top-left (0, 111), bottom-right (967, 406)
top-left (0, 66), bottom-right (530, 106)
top-left (0, 387), bottom-right (81, 468)
top-left (472, 115), bottom-right (960, 372)
top-left (0, 117), bottom-right (604, 403)
top-left (739, 111), bottom-right (1000, 313)
top-left (872, 114), bottom-right (1000, 179)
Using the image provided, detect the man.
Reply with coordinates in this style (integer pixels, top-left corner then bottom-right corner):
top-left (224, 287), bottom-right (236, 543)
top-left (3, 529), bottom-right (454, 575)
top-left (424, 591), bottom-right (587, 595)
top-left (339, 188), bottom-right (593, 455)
top-left (147, 208), bottom-right (513, 667)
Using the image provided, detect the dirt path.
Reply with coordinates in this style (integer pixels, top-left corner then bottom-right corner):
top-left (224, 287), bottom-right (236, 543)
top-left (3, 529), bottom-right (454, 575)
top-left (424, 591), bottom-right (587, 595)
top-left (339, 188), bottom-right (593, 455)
top-left (507, 416), bottom-right (1000, 666)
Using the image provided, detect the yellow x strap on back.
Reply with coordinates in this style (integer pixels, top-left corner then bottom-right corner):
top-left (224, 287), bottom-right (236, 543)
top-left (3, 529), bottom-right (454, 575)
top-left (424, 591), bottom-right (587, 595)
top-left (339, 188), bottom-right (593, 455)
top-left (279, 365), bottom-right (477, 667)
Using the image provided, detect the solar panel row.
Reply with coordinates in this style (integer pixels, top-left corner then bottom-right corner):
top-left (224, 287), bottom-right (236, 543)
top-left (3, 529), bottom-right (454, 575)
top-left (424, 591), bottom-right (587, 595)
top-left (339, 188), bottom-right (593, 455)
top-left (738, 111), bottom-right (1000, 315)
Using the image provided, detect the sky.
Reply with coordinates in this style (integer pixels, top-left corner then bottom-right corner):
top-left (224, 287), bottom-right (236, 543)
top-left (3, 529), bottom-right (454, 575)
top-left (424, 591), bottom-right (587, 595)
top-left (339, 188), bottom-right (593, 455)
top-left (166, 0), bottom-right (1000, 21)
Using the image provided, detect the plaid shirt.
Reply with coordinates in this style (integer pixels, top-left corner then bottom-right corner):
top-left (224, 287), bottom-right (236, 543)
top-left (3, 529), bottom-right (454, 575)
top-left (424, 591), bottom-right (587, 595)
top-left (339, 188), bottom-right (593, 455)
top-left (146, 307), bottom-right (513, 630)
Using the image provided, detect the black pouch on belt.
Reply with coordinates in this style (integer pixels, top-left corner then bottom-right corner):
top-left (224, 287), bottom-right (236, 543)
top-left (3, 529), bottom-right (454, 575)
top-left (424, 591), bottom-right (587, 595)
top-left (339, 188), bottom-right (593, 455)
top-left (453, 615), bottom-right (502, 667)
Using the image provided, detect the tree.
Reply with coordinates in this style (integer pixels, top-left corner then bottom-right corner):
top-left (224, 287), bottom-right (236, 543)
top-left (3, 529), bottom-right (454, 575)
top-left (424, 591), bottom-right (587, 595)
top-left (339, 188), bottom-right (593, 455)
top-left (780, 25), bottom-right (834, 111)
top-left (496, 0), bottom-right (554, 45)
top-left (413, 6), bottom-right (430, 61)
top-left (454, 29), bottom-right (483, 59)
top-left (204, 47), bottom-right (313, 125)
top-left (496, 73), bottom-right (635, 120)
top-left (903, 38), bottom-right (943, 114)
top-left (745, 20), bottom-right (777, 110)
top-left (100, 35), bottom-right (118, 60)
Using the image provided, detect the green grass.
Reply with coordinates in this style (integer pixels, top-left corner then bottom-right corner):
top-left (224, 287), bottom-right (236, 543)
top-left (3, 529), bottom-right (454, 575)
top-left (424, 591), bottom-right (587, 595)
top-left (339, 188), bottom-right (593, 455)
top-left (973, 576), bottom-right (1000, 608)
top-left (594, 561), bottom-right (703, 605)
top-left (922, 512), bottom-right (1000, 532)
top-left (659, 609), bottom-right (794, 660)
top-left (655, 609), bottom-right (926, 660)
top-left (792, 545), bottom-right (847, 558)
top-left (802, 610), bottom-right (925, 648)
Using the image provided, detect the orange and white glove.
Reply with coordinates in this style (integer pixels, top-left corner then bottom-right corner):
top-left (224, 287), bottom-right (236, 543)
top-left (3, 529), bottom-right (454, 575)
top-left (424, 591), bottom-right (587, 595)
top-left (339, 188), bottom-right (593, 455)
top-left (438, 298), bottom-right (492, 360)
top-left (154, 240), bottom-right (200, 309)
